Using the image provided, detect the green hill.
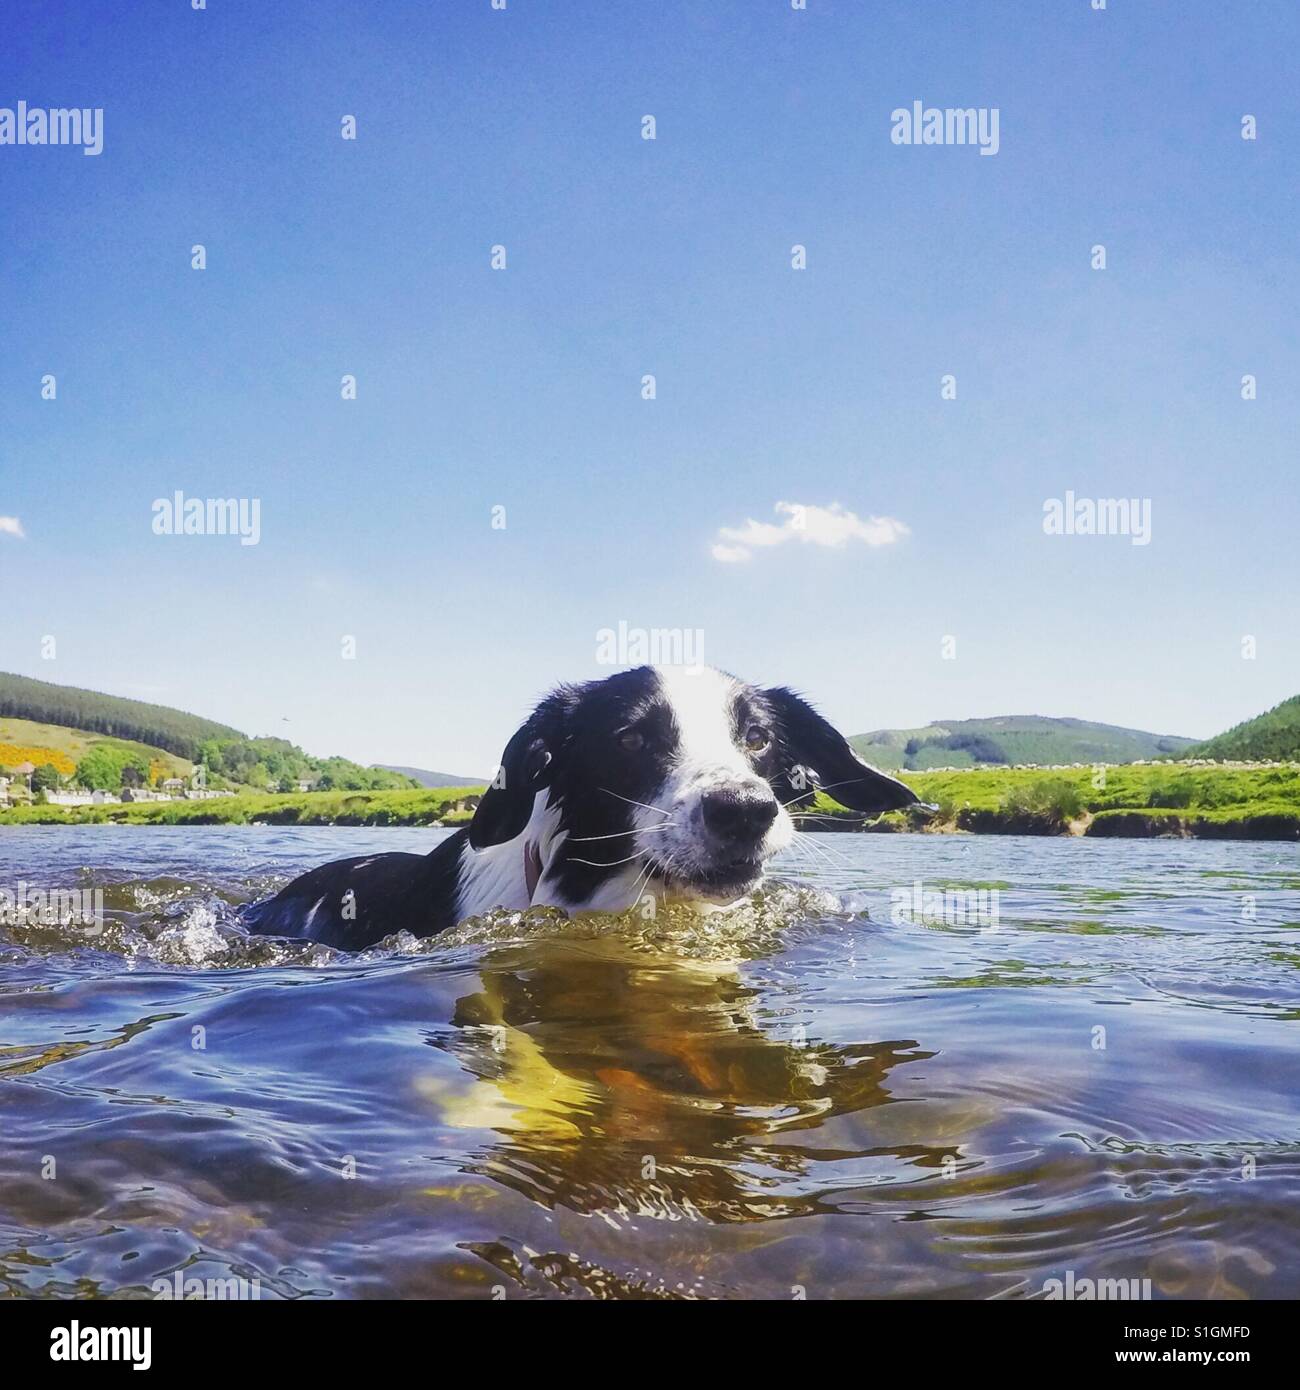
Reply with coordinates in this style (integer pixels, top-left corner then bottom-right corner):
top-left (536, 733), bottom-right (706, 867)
top-left (374, 764), bottom-right (487, 788)
top-left (0, 716), bottom-right (193, 780)
top-left (1186, 695), bottom-right (1300, 762)
top-left (0, 671), bottom-right (241, 761)
top-left (0, 672), bottom-right (417, 794)
top-left (851, 715), bottom-right (1197, 771)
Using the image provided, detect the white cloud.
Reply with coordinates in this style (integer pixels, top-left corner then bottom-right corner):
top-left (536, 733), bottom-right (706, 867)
top-left (710, 501), bottom-right (909, 563)
top-left (0, 516), bottom-right (25, 539)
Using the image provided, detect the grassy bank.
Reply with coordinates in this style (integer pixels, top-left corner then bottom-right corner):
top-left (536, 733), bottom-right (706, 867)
top-left (0, 786), bottom-right (479, 828)
top-left (815, 762), bottom-right (1300, 841)
top-left (3, 763), bottom-right (1298, 841)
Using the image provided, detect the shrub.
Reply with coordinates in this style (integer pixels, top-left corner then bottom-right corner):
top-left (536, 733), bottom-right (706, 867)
top-left (997, 777), bottom-right (1083, 830)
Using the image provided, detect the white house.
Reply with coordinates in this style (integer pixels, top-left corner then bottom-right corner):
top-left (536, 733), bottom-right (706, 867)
top-left (47, 790), bottom-right (97, 807)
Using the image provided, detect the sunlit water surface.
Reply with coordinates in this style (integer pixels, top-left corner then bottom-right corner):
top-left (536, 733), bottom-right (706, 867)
top-left (2, 826), bottom-right (1298, 1299)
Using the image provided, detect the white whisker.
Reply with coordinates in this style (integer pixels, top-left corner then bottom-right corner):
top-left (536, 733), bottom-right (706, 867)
top-left (566, 823), bottom-right (679, 843)
top-left (599, 788), bottom-right (672, 817)
top-left (567, 850), bottom-right (649, 869)
top-left (628, 854), bottom-right (660, 903)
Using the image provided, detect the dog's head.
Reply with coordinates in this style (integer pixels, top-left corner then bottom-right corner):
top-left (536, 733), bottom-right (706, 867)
top-left (469, 666), bottom-right (918, 909)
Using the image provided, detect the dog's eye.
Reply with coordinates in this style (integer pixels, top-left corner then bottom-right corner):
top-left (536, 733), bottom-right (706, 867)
top-left (617, 729), bottom-right (645, 753)
top-left (744, 725), bottom-right (771, 752)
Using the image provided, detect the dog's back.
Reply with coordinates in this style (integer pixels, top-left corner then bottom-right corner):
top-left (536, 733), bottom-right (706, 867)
top-left (243, 832), bottom-right (468, 950)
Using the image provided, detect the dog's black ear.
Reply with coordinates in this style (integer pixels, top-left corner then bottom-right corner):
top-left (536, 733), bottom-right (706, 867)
top-left (469, 696), bottom-right (564, 850)
top-left (764, 686), bottom-right (919, 813)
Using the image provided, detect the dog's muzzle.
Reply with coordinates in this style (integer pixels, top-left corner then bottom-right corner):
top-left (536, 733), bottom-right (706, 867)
top-left (699, 786), bottom-right (778, 850)
top-left (652, 781), bottom-right (783, 901)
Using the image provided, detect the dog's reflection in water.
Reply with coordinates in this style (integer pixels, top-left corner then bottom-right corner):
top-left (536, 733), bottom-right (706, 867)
top-left (421, 933), bottom-right (936, 1225)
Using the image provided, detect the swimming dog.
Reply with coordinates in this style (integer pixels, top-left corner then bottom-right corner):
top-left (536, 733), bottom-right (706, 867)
top-left (243, 666), bottom-right (918, 950)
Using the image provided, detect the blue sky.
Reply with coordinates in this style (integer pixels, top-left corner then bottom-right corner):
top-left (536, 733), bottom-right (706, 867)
top-left (2, 0), bottom-right (1296, 774)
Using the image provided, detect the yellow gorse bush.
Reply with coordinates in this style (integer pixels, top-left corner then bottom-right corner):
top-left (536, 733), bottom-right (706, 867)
top-left (0, 744), bottom-right (77, 776)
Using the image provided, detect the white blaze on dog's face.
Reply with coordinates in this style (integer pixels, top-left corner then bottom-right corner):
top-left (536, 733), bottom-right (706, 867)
top-left (632, 666), bottom-right (794, 902)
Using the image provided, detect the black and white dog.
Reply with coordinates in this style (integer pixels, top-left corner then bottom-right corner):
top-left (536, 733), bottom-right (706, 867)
top-left (243, 666), bottom-right (918, 951)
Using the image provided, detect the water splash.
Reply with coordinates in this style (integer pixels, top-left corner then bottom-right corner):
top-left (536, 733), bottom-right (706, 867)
top-left (0, 874), bottom-right (858, 971)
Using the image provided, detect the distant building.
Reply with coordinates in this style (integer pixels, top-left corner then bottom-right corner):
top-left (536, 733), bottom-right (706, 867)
top-left (47, 790), bottom-right (97, 807)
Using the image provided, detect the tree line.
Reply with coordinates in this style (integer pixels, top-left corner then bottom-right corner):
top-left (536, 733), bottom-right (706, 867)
top-left (0, 671), bottom-right (241, 761)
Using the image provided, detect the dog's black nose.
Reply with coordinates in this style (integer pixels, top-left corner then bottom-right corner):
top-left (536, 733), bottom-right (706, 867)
top-left (700, 787), bottom-right (778, 845)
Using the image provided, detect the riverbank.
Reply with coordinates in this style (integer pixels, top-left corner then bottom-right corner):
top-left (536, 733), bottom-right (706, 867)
top-left (0, 785), bottom-right (479, 828)
top-left (838, 761), bottom-right (1300, 840)
top-left (1, 764), bottom-right (1297, 840)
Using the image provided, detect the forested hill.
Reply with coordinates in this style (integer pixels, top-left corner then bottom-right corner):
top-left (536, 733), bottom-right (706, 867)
top-left (851, 714), bottom-right (1197, 771)
top-left (0, 671), bottom-right (241, 761)
top-left (1187, 695), bottom-right (1300, 762)
top-left (0, 672), bottom-right (419, 792)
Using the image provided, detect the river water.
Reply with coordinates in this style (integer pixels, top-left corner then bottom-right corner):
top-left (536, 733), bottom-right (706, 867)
top-left (1, 826), bottom-right (1297, 1299)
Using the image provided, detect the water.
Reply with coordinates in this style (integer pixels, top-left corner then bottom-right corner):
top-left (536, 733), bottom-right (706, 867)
top-left (2, 826), bottom-right (1298, 1300)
